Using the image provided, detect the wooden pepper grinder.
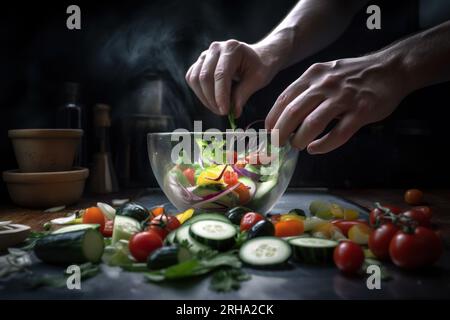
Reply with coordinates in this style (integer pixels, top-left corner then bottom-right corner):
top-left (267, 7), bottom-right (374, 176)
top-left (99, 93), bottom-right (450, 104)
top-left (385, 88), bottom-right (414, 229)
top-left (89, 103), bottom-right (118, 194)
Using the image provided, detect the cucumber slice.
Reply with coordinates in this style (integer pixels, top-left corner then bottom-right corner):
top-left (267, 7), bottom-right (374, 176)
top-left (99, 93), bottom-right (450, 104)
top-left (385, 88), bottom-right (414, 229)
top-left (253, 179), bottom-right (277, 201)
top-left (112, 215), bottom-right (142, 244)
top-left (289, 237), bottom-right (338, 264)
top-left (164, 230), bottom-right (178, 245)
top-left (52, 224), bottom-right (100, 234)
top-left (34, 229), bottom-right (104, 265)
top-left (237, 176), bottom-right (256, 198)
top-left (185, 213), bottom-right (231, 225)
top-left (175, 224), bottom-right (209, 253)
top-left (189, 220), bottom-right (237, 251)
top-left (239, 237), bottom-right (291, 267)
top-left (147, 245), bottom-right (192, 270)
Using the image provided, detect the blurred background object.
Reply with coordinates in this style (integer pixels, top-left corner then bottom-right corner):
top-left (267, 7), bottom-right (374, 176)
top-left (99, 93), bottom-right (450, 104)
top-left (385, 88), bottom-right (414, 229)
top-left (0, 0), bottom-right (449, 203)
top-left (89, 103), bottom-right (118, 194)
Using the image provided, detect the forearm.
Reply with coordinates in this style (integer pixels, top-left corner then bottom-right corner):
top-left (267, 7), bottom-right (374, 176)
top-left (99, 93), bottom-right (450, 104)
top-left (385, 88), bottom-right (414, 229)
top-left (254, 0), bottom-right (368, 72)
top-left (379, 20), bottom-right (450, 93)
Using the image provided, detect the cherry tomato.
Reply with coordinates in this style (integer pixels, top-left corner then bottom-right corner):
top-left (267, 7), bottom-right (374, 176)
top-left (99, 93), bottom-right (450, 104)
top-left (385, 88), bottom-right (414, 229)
top-left (404, 189), bottom-right (424, 205)
top-left (147, 225), bottom-right (169, 240)
top-left (240, 212), bottom-right (264, 231)
top-left (147, 215), bottom-right (181, 239)
top-left (102, 220), bottom-right (114, 237)
top-left (129, 231), bottom-right (163, 262)
top-left (331, 220), bottom-right (369, 236)
top-left (223, 170), bottom-right (239, 185)
top-left (402, 209), bottom-right (431, 228)
top-left (368, 223), bottom-right (398, 260)
top-left (82, 207), bottom-right (106, 233)
top-left (413, 206), bottom-right (432, 221)
top-left (333, 241), bottom-right (365, 274)
top-left (151, 214), bottom-right (180, 230)
top-left (389, 227), bottom-right (443, 269)
top-left (233, 184), bottom-right (251, 205)
top-left (369, 205), bottom-right (401, 227)
top-left (274, 220), bottom-right (304, 237)
top-left (183, 168), bottom-right (196, 186)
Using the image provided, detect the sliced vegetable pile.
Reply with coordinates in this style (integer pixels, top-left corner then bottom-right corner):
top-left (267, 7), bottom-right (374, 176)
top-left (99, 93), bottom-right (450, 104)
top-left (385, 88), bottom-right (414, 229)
top-left (3, 187), bottom-right (444, 292)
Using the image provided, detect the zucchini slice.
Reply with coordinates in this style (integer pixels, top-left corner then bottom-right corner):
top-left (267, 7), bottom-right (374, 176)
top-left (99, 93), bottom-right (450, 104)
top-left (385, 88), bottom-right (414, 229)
top-left (185, 213), bottom-right (231, 225)
top-left (52, 224), bottom-right (100, 234)
top-left (147, 245), bottom-right (192, 270)
top-left (34, 229), bottom-right (104, 265)
top-left (189, 220), bottom-right (237, 251)
top-left (239, 237), bottom-right (291, 267)
top-left (175, 224), bottom-right (209, 253)
top-left (289, 237), bottom-right (338, 264)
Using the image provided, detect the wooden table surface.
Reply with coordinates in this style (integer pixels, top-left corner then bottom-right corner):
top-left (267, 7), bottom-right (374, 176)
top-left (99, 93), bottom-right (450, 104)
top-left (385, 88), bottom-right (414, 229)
top-left (1, 188), bottom-right (449, 243)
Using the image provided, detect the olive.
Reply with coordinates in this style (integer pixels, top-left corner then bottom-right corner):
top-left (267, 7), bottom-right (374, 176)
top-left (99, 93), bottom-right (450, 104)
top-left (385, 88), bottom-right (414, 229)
top-left (226, 206), bottom-right (252, 225)
top-left (289, 208), bottom-right (306, 217)
top-left (116, 202), bottom-right (149, 222)
top-left (247, 220), bottom-right (275, 239)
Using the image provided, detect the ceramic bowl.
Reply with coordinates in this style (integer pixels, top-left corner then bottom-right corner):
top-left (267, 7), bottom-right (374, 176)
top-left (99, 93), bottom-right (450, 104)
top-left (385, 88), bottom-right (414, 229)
top-left (9, 129), bottom-right (83, 172)
top-left (2, 167), bottom-right (89, 208)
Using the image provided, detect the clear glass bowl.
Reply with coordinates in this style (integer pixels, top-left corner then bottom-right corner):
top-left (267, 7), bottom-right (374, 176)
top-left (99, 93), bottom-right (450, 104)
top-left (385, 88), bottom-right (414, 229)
top-left (148, 132), bottom-right (298, 213)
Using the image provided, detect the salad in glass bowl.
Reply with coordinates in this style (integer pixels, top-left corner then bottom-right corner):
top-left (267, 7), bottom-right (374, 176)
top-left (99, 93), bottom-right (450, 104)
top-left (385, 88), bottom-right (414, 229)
top-left (148, 130), bottom-right (298, 213)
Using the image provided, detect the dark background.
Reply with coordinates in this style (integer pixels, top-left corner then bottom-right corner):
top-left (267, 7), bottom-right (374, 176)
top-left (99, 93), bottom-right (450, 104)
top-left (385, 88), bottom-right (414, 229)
top-left (1, 0), bottom-right (449, 203)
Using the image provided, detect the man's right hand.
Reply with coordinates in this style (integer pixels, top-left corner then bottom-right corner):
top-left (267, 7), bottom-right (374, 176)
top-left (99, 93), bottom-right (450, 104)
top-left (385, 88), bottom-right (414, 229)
top-left (185, 40), bottom-right (279, 117)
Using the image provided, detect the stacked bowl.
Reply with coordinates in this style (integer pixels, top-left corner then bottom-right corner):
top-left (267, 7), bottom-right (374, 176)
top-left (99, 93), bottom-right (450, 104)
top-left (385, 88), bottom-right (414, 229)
top-left (2, 129), bottom-right (89, 208)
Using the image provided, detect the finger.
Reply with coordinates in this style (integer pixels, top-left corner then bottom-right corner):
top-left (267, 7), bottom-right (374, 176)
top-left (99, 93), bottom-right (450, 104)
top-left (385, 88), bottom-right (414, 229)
top-left (214, 50), bottom-right (241, 115)
top-left (231, 75), bottom-right (264, 118)
top-left (291, 99), bottom-right (346, 150)
top-left (189, 54), bottom-right (217, 113)
top-left (306, 113), bottom-right (363, 154)
top-left (199, 47), bottom-right (221, 112)
top-left (265, 79), bottom-right (309, 130)
top-left (272, 89), bottom-right (325, 146)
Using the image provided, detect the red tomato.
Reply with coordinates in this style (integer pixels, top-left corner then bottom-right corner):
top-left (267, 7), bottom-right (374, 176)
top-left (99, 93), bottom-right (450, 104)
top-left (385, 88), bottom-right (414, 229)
top-left (223, 170), bottom-right (239, 185)
top-left (333, 241), bottom-right (365, 274)
top-left (147, 225), bottom-right (169, 240)
top-left (183, 168), bottom-right (196, 186)
top-left (368, 223), bottom-right (398, 260)
top-left (129, 231), bottom-right (163, 262)
top-left (151, 215), bottom-right (181, 231)
top-left (404, 189), bottom-right (424, 205)
top-left (82, 207), bottom-right (106, 233)
top-left (102, 220), bottom-right (114, 237)
top-left (413, 206), bottom-right (432, 221)
top-left (331, 220), bottom-right (369, 237)
top-left (369, 204), bottom-right (401, 227)
top-left (402, 209), bottom-right (432, 228)
top-left (389, 227), bottom-right (443, 269)
top-left (147, 215), bottom-right (181, 239)
top-left (240, 212), bottom-right (264, 231)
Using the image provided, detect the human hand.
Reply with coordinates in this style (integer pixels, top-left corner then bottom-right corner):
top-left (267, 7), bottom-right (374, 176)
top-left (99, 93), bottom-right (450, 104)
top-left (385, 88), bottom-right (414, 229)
top-left (265, 53), bottom-right (410, 154)
top-left (186, 40), bottom-right (281, 117)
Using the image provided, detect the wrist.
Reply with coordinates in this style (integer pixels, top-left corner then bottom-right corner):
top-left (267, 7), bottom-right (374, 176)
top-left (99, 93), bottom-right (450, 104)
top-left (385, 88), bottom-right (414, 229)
top-left (371, 48), bottom-right (417, 96)
top-left (251, 27), bottom-right (297, 76)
